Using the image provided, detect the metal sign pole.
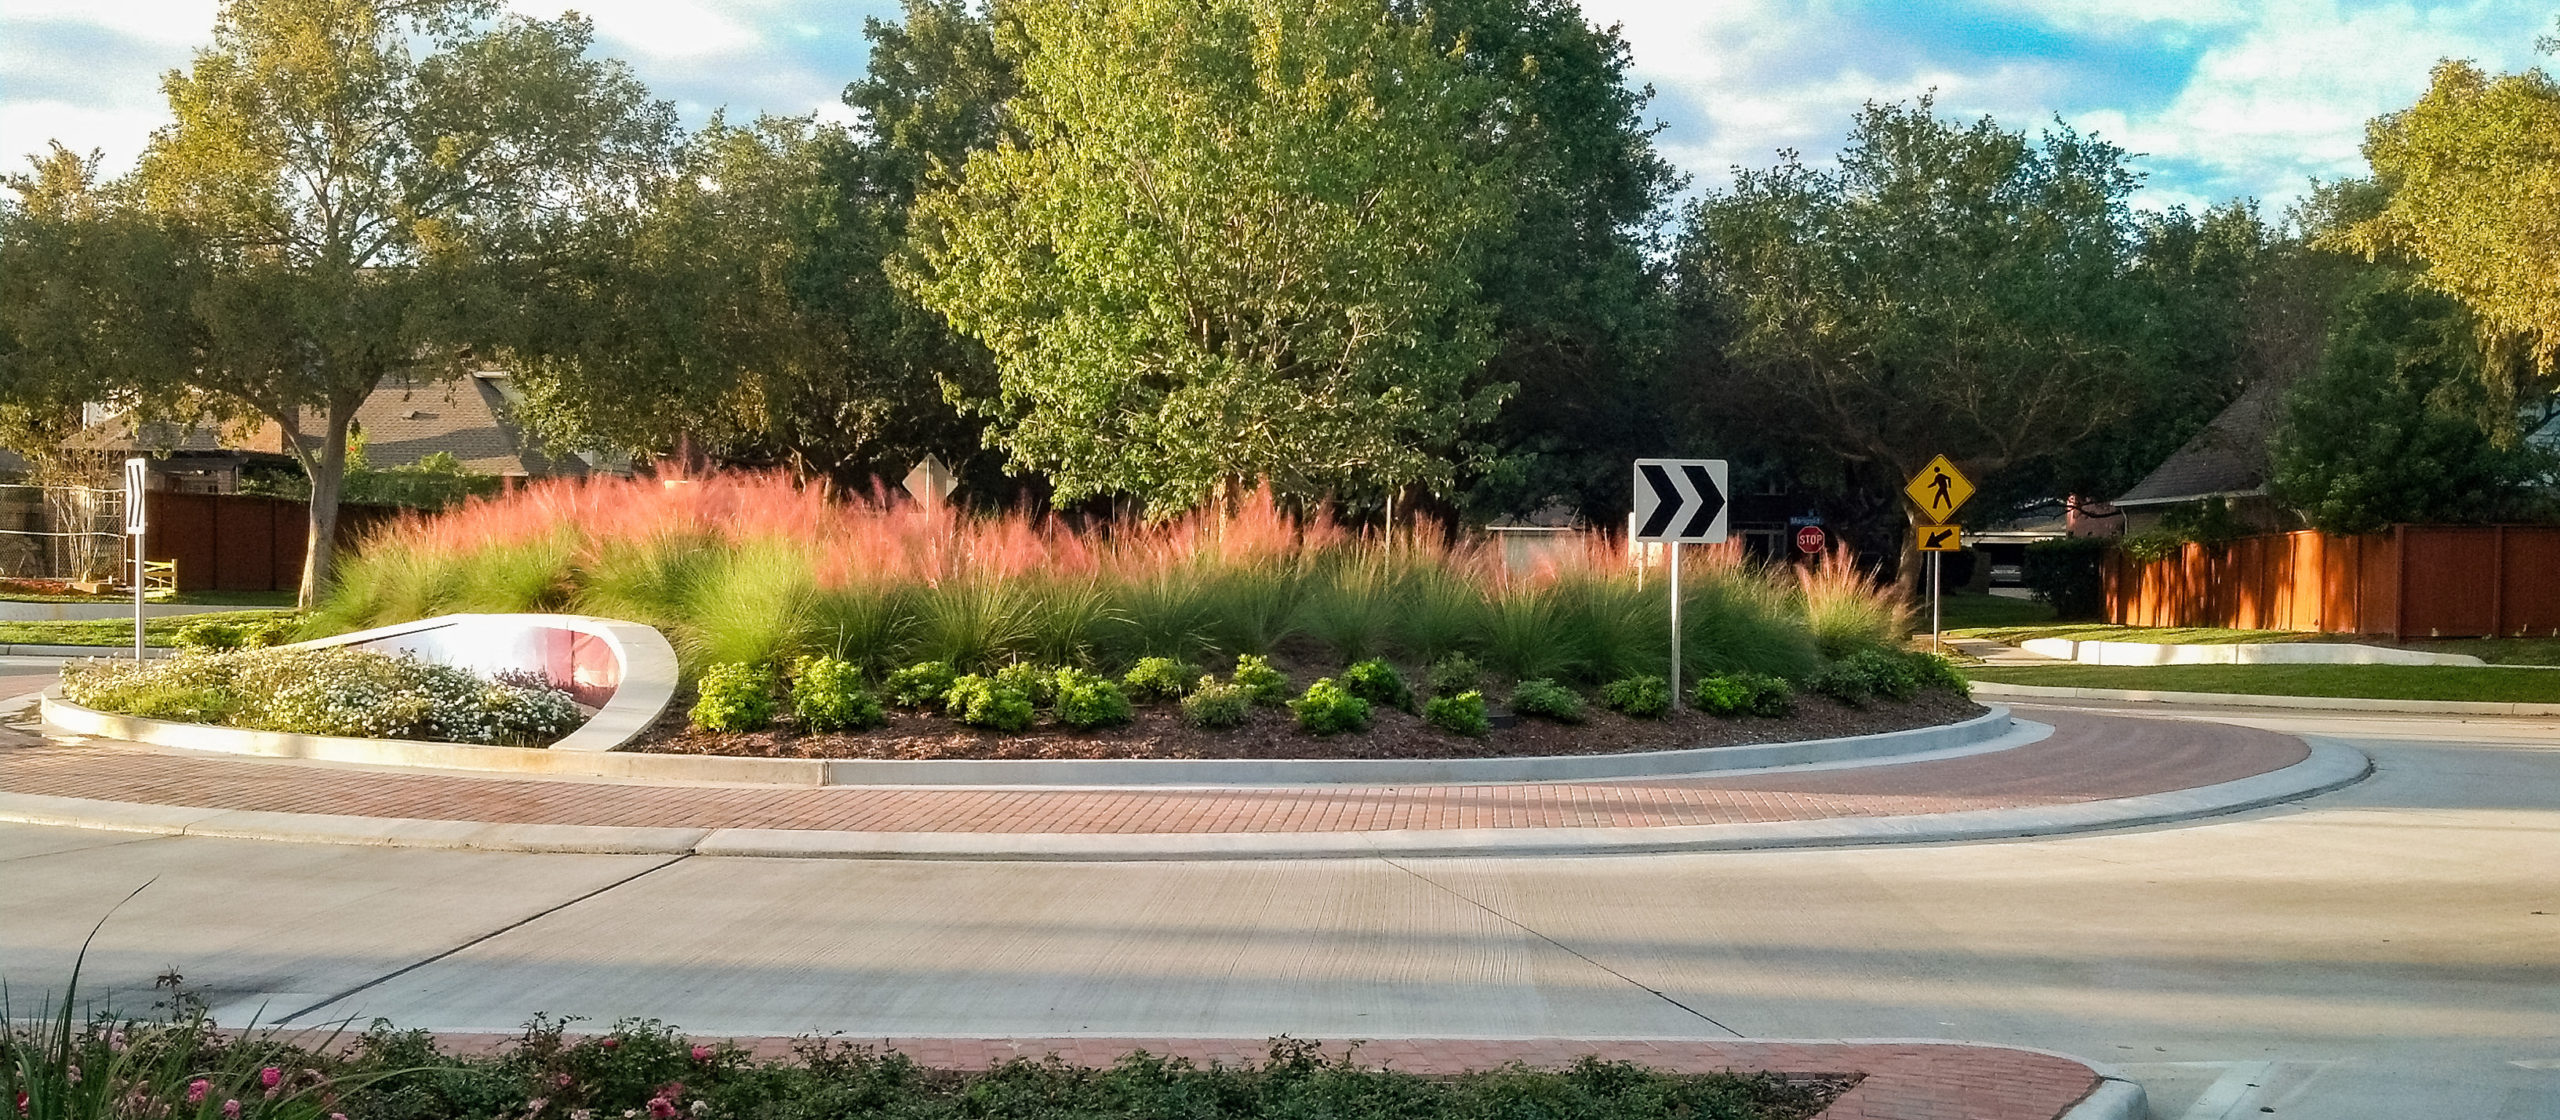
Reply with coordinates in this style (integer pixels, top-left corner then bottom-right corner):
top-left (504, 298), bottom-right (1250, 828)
top-left (1930, 551), bottom-right (1942, 652)
top-left (1668, 543), bottom-right (1683, 712)
top-left (125, 457), bottom-right (147, 663)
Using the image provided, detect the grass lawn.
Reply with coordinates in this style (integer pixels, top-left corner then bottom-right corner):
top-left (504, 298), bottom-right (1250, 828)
top-left (1967, 662), bottom-right (2560, 703)
top-left (0, 609), bottom-right (291, 648)
top-left (1930, 592), bottom-right (2055, 631)
top-left (1949, 621), bottom-right (2319, 646)
top-left (2399, 637), bottom-right (2560, 667)
top-left (0, 589), bottom-right (295, 606)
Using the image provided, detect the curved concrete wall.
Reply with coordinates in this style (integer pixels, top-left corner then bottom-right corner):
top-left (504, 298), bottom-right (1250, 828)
top-left (292, 613), bottom-right (679, 752)
top-left (2017, 637), bottom-right (2484, 668)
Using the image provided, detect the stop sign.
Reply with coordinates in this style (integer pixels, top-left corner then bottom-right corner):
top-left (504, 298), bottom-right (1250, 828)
top-left (1794, 525), bottom-right (1826, 554)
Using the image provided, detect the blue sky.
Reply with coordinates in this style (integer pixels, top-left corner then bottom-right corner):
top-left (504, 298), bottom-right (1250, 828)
top-left (3, 0), bottom-right (2551, 215)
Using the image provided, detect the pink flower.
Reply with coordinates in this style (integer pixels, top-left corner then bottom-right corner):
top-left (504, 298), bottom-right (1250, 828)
top-left (689, 1046), bottom-right (711, 1062)
top-left (553, 1074), bottom-right (573, 1088)
top-left (331, 1114), bottom-right (348, 1120)
top-left (526, 1098), bottom-right (548, 1114)
top-left (645, 1101), bottom-right (676, 1120)
top-left (259, 1069), bottom-right (280, 1090)
top-left (600, 1038), bottom-right (619, 1051)
top-left (222, 1100), bottom-right (240, 1120)
top-left (186, 1081), bottom-right (210, 1105)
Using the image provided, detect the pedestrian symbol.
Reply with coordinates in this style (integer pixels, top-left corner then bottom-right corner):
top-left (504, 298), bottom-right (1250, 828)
top-left (1902, 455), bottom-right (1973, 524)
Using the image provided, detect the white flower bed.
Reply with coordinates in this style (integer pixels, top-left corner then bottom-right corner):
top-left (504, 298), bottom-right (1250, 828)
top-left (62, 647), bottom-right (584, 747)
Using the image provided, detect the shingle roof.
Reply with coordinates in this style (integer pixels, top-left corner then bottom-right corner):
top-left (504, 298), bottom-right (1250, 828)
top-left (67, 374), bottom-right (584, 477)
top-left (2113, 379), bottom-right (2283, 508)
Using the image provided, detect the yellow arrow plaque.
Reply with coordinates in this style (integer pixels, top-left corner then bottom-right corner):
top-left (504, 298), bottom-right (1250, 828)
top-left (1904, 455), bottom-right (1973, 524)
top-left (1915, 525), bottom-right (1964, 552)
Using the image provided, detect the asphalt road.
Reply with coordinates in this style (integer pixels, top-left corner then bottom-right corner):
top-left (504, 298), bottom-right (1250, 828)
top-left (2, 700), bottom-right (2554, 1119)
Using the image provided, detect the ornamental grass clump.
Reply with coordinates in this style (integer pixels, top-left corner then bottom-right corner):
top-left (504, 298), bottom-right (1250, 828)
top-left (1052, 667), bottom-right (1133, 730)
top-left (1423, 690), bottom-right (1490, 737)
top-left (1121, 656), bottom-right (1197, 702)
top-left (62, 648), bottom-right (580, 746)
top-left (1796, 548), bottom-right (1911, 659)
top-left (690, 663), bottom-right (777, 732)
top-left (1508, 678), bottom-right (1585, 723)
top-left (1290, 678), bottom-right (1370, 735)
top-left (789, 656), bottom-right (884, 732)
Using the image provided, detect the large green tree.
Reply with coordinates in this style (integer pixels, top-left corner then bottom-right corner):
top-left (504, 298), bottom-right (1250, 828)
top-left (1672, 99), bottom-right (2154, 584)
top-left (3, 0), bottom-right (672, 606)
top-left (898, 0), bottom-right (1514, 515)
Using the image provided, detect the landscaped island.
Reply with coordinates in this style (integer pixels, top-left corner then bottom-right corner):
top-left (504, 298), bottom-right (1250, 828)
top-left (244, 473), bottom-right (1970, 757)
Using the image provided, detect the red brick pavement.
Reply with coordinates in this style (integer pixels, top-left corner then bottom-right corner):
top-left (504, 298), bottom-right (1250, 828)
top-left (0, 709), bottom-right (2300, 836)
top-left (403, 1034), bottom-right (2105, 1120)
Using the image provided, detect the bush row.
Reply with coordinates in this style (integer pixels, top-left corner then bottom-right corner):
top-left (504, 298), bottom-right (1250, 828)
top-left (688, 649), bottom-right (1969, 739)
top-left (61, 647), bottom-right (585, 746)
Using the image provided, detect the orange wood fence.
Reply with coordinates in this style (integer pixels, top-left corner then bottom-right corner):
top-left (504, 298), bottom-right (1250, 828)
top-left (2104, 526), bottom-right (2560, 639)
top-left (142, 492), bottom-right (402, 593)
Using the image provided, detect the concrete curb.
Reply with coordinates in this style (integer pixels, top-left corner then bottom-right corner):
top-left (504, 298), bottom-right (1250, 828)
top-left (37, 696), bottom-right (2022, 788)
top-left (2016, 636), bottom-right (2483, 667)
top-left (1972, 680), bottom-right (2560, 716)
top-left (0, 734), bottom-right (2371, 860)
top-left (2059, 1077), bottom-right (2148, 1120)
top-left (2, 644), bottom-right (173, 658)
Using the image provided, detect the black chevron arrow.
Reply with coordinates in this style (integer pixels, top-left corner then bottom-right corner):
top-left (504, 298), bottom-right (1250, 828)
top-left (1680, 463), bottom-right (1726, 537)
top-left (1637, 464), bottom-right (1680, 537)
top-left (1924, 528), bottom-right (1956, 549)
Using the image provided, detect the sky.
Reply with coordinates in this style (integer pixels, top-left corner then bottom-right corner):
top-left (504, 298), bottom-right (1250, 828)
top-left (2, 0), bottom-right (2552, 216)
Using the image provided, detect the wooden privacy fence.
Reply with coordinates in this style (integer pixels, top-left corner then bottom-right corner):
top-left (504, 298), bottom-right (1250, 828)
top-left (2105, 526), bottom-right (2560, 639)
top-left (142, 492), bottom-right (403, 593)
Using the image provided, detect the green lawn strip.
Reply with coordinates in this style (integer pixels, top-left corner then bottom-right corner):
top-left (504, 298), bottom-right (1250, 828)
top-left (0, 589), bottom-right (295, 606)
top-left (1930, 593), bottom-right (2055, 630)
top-left (1948, 622), bottom-right (2319, 646)
top-left (0, 609), bottom-right (288, 648)
top-left (2398, 637), bottom-right (2560, 667)
top-left (1967, 663), bottom-right (2560, 703)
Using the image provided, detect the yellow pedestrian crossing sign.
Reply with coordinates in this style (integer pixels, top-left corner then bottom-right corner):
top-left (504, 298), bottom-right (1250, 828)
top-left (1916, 525), bottom-right (1963, 552)
top-left (1904, 455), bottom-right (1973, 524)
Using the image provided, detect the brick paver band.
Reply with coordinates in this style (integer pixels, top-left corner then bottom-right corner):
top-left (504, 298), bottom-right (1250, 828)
top-left (0, 710), bottom-right (2301, 835)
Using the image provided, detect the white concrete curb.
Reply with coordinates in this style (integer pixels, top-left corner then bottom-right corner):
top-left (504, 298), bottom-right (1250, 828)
top-left (36, 694), bottom-right (2022, 788)
top-left (0, 731), bottom-right (2371, 860)
top-left (2017, 636), bottom-right (2483, 667)
top-left (1972, 680), bottom-right (2560, 716)
top-left (2058, 1077), bottom-right (2147, 1120)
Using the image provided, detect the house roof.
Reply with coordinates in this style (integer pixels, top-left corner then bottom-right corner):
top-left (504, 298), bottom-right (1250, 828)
top-left (2113, 380), bottom-right (2284, 509)
top-left (69, 374), bottom-right (585, 478)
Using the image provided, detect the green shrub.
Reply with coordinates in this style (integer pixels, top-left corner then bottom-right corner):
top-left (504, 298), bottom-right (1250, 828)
top-left (942, 674), bottom-right (1036, 732)
top-left (1427, 652), bottom-right (1484, 696)
top-left (791, 655), bottom-right (884, 733)
top-left (691, 662), bottom-right (778, 732)
top-left (1692, 671), bottom-right (1794, 718)
top-left (1121, 656), bottom-right (1197, 702)
top-left (243, 614), bottom-right (302, 647)
top-left (1340, 657), bottom-right (1413, 712)
top-left (992, 660), bottom-right (1059, 706)
top-left (1290, 677), bottom-right (1371, 735)
top-left (1909, 651), bottom-right (1970, 695)
top-left (1599, 674), bottom-right (1671, 719)
top-left (1231, 653), bottom-right (1290, 705)
top-left (1053, 667), bottom-right (1134, 730)
top-left (1507, 677), bottom-right (1585, 723)
top-left (1805, 649), bottom-right (1927, 707)
top-left (1423, 690), bottom-right (1490, 737)
top-left (1181, 677), bottom-right (1252, 729)
top-left (172, 619), bottom-right (247, 651)
top-left (2023, 536), bottom-right (2113, 620)
top-left (883, 660), bottom-right (960, 708)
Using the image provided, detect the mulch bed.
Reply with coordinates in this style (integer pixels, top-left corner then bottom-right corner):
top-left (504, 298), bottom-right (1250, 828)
top-left (632, 690), bottom-right (1986, 762)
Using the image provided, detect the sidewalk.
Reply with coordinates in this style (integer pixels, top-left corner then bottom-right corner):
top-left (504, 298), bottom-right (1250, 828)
top-left (0, 707), bottom-right (2360, 858)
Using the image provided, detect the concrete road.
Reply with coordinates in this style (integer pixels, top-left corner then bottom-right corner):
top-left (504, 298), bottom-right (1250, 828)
top-left (2, 702), bottom-right (2554, 1119)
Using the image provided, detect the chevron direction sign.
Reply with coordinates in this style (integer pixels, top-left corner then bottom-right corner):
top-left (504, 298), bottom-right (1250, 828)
top-left (1632, 458), bottom-right (1729, 544)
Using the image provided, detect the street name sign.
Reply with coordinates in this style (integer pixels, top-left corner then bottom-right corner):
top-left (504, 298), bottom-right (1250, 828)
top-left (1903, 455), bottom-right (1973, 524)
top-left (1916, 525), bottom-right (1963, 551)
top-left (1631, 458), bottom-right (1728, 544)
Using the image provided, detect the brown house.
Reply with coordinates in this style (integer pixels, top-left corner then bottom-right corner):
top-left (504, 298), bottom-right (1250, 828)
top-left (2111, 380), bottom-right (2293, 535)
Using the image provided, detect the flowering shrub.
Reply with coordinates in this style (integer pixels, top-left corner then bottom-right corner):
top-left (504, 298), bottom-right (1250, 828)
top-left (1289, 678), bottom-right (1370, 735)
top-left (1180, 678), bottom-right (1251, 729)
top-left (1423, 690), bottom-right (1490, 737)
top-left (1051, 668), bottom-right (1132, 730)
top-left (788, 656), bottom-right (883, 733)
top-left (689, 664), bottom-right (776, 732)
top-left (1507, 678), bottom-right (1585, 723)
top-left (1120, 656), bottom-right (1196, 702)
top-left (61, 648), bottom-right (581, 746)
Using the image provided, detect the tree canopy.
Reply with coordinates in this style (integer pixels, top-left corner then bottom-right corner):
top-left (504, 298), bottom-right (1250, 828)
top-left (899, 0), bottom-right (1514, 515)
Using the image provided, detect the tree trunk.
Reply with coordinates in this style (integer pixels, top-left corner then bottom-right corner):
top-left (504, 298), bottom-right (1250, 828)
top-left (297, 405), bottom-right (354, 610)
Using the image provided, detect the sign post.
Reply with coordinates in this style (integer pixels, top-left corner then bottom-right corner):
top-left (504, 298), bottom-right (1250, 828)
top-left (1631, 458), bottom-right (1729, 711)
top-left (123, 457), bottom-right (147, 662)
top-left (1902, 455), bottom-right (1973, 653)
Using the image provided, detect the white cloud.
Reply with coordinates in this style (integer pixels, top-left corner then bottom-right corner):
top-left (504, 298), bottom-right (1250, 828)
top-left (508, 0), bottom-right (760, 61)
top-left (2, 0), bottom-right (216, 46)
